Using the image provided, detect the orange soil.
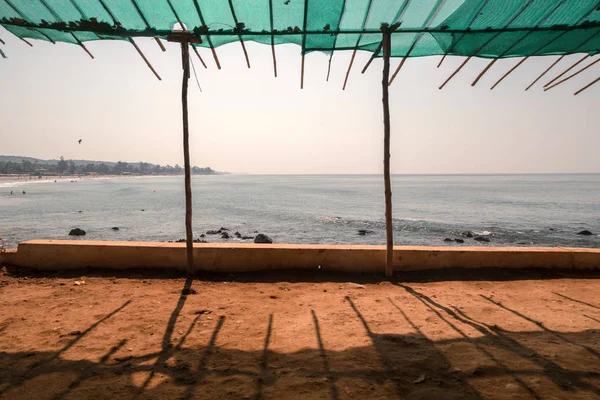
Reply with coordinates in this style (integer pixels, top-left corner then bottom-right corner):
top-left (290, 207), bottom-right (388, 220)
top-left (0, 267), bottom-right (599, 400)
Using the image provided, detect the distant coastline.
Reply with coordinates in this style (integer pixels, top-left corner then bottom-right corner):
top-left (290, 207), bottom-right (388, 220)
top-left (0, 155), bottom-right (227, 177)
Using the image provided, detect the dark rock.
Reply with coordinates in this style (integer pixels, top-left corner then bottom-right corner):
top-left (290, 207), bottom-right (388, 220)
top-left (474, 236), bottom-right (490, 243)
top-left (141, 209), bottom-right (145, 211)
top-left (175, 239), bottom-right (186, 243)
top-left (517, 242), bottom-right (528, 245)
top-left (454, 239), bottom-right (464, 243)
top-left (254, 234), bottom-right (273, 244)
top-left (253, 231), bottom-right (259, 233)
top-left (358, 229), bottom-right (375, 236)
top-left (68, 228), bottom-right (86, 236)
top-left (206, 230), bottom-right (219, 235)
top-left (443, 238), bottom-right (453, 242)
top-left (242, 236), bottom-right (254, 240)
top-left (111, 227), bottom-right (119, 231)
top-left (462, 231), bottom-right (474, 238)
top-left (549, 228), bottom-right (555, 231)
top-left (221, 232), bottom-right (230, 239)
top-left (577, 230), bottom-right (593, 236)
top-left (200, 234), bottom-right (205, 238)
top-left (193, 239), bottom-right (207, 243)
top-left (235, 231), bottom-right (242, 238)
top-left (219, 227), bottom-right (230, 232)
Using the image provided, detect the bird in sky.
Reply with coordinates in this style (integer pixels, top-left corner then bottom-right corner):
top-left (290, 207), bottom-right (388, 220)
top-left (78, 139), bottom-right (82, 144)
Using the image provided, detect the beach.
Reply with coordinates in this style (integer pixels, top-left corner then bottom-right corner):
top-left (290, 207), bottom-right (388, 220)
top-left (0, 267), bottom-right (598, 399)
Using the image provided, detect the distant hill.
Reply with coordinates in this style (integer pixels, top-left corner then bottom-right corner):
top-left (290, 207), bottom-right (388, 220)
top-left (0, 155), bottom-right (118, 167)
top-left (0, 155), bottom-right (227, 175)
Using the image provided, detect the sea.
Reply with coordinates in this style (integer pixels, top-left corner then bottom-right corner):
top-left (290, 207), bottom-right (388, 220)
top-left (1, 174), bottom-right (599, 249)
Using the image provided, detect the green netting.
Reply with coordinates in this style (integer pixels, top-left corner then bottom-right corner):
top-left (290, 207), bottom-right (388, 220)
top-left (1, 0), bottom-right (599, 58)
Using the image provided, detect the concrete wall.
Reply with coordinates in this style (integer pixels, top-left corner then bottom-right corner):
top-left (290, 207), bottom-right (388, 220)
top-left (1, 240), bottom-right (599, 273)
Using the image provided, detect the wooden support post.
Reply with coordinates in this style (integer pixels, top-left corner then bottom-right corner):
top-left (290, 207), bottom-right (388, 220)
top-left (181, 39), bottom-right (194, 275)
top-left (381, 30), bottom-right (393, 278)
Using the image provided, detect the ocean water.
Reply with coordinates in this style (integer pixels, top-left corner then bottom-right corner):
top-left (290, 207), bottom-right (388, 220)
top-left (1, 174), bottom-right (599, 248)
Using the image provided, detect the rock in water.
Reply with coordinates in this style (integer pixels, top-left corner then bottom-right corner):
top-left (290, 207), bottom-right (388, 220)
top-left (358, 230), bottom-right (374, 236)
top-left (443, 238), bottom-right (453, 242)
top-left (474, 236), bottom-right (490, 242)
top-left (462, 231), bottom-right (474, 238)
top-left (111, 227), bottom-right (119, 231)
top-left (235, 231), bottom-right (242, 238)
top-left (454, 238), bottom-right (464, 243)
top-left (221, 232), bottom-right (230, 239)
top-left (254, 234), bottom-right (273, 244)
top-left (206, 230), bottom-right (219, 235)
top-left (242, 236), bottom-right (254, 240)
top-left (69, 228), bottom-right (86, 236)
top-left (577, 230), bottom-right (593, 236)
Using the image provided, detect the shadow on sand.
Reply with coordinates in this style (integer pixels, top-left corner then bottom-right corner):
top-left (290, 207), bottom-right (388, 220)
top-left (1, 277), bottom-right (599, 399)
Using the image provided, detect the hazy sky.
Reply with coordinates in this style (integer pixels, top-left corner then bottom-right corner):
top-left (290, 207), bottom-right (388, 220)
top-left (0, 26), bottom-right (598, 174)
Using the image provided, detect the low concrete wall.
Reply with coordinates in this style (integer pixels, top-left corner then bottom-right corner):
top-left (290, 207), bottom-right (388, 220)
top-left (1, 240), bottom-right (599, 273)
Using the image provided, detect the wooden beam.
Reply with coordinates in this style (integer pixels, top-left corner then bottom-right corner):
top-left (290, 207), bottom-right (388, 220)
top-left (544, 54), bottom-right (590, 87)
top-left (227, 0), bottom-right (250, 68)
top-left (268, 0), bottom-right (277, 77)
top-left (574, 75), bottom-right (600, 95)
top-left (472, 0), bottom-right (565, 88)
top-left (525, 55), bottom-right (562, 91)
top-left (343, 50), bottom-right (357, 90)
top-left (191, 45), bottom-right (207, 69)
top-left (180, 39), bottom-right (194, 275)
top-left (191, 0), bottom-right (221, 69)
top-left (381, 29), bottom-right (393, 278)
top-left (129, 38), bottom-right (161, 80)
top-left (490, 57), bottom-right (528, 90)
top-left (545, 56), bottom-right (600, 91)
top-left (301, 0), bottom-right (308, 88)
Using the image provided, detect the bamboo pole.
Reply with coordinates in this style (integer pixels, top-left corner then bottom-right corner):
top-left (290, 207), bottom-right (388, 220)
top-left (129, 38), bottom-right (162, 80)
top-left (574, 75), bottom-right (600, 95)
top-left (268, 0), bottom-right (277, 77)
top-left (545, 56), bottom-right (600, 91)
top-left (381, 30), bottom-right (393, 278)
top-left (155, 38), bottom-right (166, 52)
top-left (180, 39), bottom-right (194, 275)
top-left (490, 57), bottom-right (528, 90)
top-left (544, 54), bottom-right (590, 87)
top-left (525, 55), bottom-right (563, 91)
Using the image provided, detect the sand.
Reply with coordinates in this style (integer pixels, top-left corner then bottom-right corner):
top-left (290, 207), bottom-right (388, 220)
top-left (0, 267), bottom-right (599, 399)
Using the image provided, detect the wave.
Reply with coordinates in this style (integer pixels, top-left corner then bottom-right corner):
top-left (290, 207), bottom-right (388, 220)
top-left (0, 179), bottom-right (56, 188)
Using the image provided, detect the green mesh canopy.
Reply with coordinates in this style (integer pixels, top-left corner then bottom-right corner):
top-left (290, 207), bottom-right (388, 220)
top-left (1, 0), bottom-right (600, 58)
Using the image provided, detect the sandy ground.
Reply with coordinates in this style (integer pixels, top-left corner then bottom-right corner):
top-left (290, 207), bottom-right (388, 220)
top-left (0, 267), bottom-right (599, 400)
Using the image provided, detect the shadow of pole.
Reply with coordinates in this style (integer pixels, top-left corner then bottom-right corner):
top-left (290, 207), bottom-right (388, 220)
top-left (345, 295), bottom-right (406, 398)
top-left (481, 295), bottom-right (600, 360)
top-left (394, 285), bottom-right (541, 399)
top-left (583, 314), bottom-right (600, 324)
top-left (49, 300), bottom-right (132, 365)
top-left (182, 315), bottom-right (226, 400)
top-left (255, 313), bottom-right (273, 400)
top-left (311, 310), bottom-right (340, 400)
top-left (139, 276), bottom-right (194, 393)
top-left (452, 305), bottom-right (600, 396)
top-left (52, 338), bottom-right (128, 400)
top-left (553, 292), bottom-right (600, 311)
